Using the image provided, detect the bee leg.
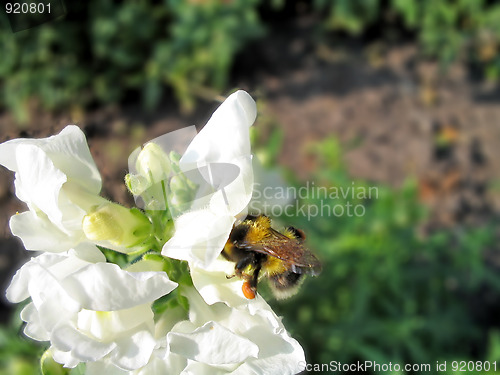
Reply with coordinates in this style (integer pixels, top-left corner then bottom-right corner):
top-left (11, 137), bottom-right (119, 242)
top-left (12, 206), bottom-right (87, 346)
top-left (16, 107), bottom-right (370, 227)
top-left (249, 263), bottom-right (262, 292)
top-left (242, 263), bottom-right (261, 299)
top-left (234, 254), bottom-right (254, 276)
top-left (226, 274), bottom-right (236, 280)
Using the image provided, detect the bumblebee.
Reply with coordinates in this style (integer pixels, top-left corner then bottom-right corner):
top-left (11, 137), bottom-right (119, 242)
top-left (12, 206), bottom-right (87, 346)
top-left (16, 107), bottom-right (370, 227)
top-left (222, 215), bottom-right (321, 299)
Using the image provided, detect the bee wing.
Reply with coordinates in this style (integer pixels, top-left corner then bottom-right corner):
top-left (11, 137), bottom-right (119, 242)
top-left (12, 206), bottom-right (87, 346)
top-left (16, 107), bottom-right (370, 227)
top-left (290, 259), bottom-right (322, 276)
top-left (236, 229), bottom-right (322, 276)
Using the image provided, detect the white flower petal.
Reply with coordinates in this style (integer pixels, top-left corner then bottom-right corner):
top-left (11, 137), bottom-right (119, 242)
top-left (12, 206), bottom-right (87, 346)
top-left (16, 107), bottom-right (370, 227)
top-left (162, 210), bottom-right (234, 269)
top-left (6, 253), bottom-right (81, 308)
top-left (246, 301), bottom-right (283, 331)
top-left (240, 323), bottom-right (304, 375)
top-left (135, 353), bottom-right (187, 375)
top-left (0, 125), bottom-right (101, 193)
top-left (86, 361), bottom-right (129, 375)
top-left (179, 91), bottom-right (255, 217)
top-left (38, 296), bottom-right (78, 334)
top-left (47, 251), bottom-right (101, 282)
top-left (110, 329), bottom-right (156, 371)
top-left (181, 361), bottom-right (232, 375)
top-left (228, 301), bottom-right (305, 375)
top-left (76, 306), bottom-right (153, 341)
top-left (190, 258), bottom-right (251, 307)
top-left (7, 249), bottom-right (104, 325)
top-left (9, 209), bottom-right (81, 253)
top-left (51, 348), bottom-right (82, 369)
top-left (14, 144), bottom-right (68, 224)
top-left (70, 242), bottom-right (107, 264)
top-left (51, 323), bottom-right (116, 362)
top-left (227, 363), bottom-right (257, 375)
top-left (61, 263), bottom-right (177, 311)
top-left (180, 91), bottom-right (256, 166)
top-left (206, 156), bottom-right (253, 217)
top-left (20, 302), bottom-right (50, 341)
top-left (5, 257), bottom-right (36, 303)
top-left (169, 321), bottom-right (259, 365)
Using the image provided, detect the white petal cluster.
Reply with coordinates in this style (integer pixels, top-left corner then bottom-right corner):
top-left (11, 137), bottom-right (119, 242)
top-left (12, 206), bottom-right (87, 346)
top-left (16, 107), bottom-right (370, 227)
top-left (162, 90), bottom-right (256, 269)
top-left (166, 287), bottom-right (304, 375)
top-left (2, 90), bottom-right (306, 375)
top-left (87, 287), bottom-right (304, 375)
top-left (6, 244), bottom-right (177, 370)
top-left (0, 125), bottom-right (179, 372)
top-left (0, 126), bottom-right (105, 252)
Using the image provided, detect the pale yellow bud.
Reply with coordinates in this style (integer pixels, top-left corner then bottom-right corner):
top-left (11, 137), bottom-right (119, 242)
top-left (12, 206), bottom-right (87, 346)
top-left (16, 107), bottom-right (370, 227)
top-left (83, 203), bottom-right (152, 251)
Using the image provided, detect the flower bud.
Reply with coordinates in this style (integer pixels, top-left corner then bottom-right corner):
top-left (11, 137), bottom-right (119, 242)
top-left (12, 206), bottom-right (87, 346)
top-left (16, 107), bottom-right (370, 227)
top-left (137, 142), bottom-right (171, 184)
top-left (127, 143), bottom-right (172, 211)
top-left (169, 175), bottom-right (187, 193)
top-left (83, 203), bottom-right (152, 251)
top-left (125, 173), bottom-right (150, 196)
top-left (169, 151), bottom-right (182, 174)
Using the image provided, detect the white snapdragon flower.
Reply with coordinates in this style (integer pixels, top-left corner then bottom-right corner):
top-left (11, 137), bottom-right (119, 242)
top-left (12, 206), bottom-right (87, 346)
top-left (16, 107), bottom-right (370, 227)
top-left (162, 90), bottom-right (256, 270)
top-left (6, 243), bottom-right (177, 371)
top-left (0, 125), bottom-right (151, 253)
top-left (86, 286), bottom-right (305, 375)
top-left (160, 90), bottom-right (259, 306)
top-left (0, 126), bottom-right (103, 251)
top-left (159, 91), bottom-right (275, 307)
top-left (166, 287), bottom-right (305, 375)
top-left (3, 90), bottom-right (308, 375)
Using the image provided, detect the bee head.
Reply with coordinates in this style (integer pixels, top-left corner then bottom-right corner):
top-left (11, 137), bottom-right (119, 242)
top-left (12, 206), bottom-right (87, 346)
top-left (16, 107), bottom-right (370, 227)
top-left (229, 222), bottom-right (250, 244)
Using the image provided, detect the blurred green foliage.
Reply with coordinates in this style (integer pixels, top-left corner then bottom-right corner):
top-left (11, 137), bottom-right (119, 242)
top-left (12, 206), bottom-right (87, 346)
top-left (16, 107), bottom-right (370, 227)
top-left (0, 305), bottom-right (44, 375)
top-left (0, 0), bottom-right (263, 121)
top-left (315, 0), bottom-right (500, 79)
top-left (268, 137), bottom-right (500, 373)
top-left (3, 0), bottom-right (500, 122)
